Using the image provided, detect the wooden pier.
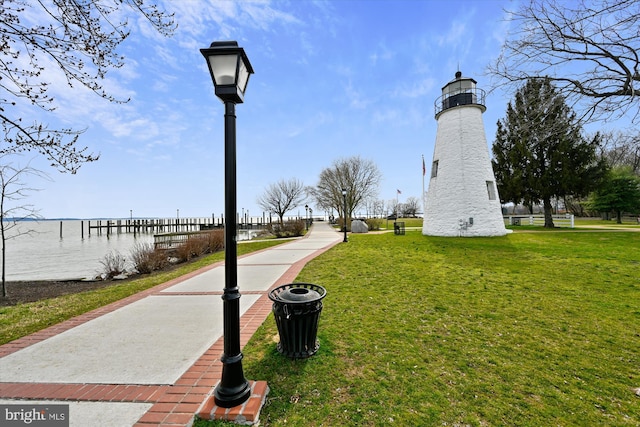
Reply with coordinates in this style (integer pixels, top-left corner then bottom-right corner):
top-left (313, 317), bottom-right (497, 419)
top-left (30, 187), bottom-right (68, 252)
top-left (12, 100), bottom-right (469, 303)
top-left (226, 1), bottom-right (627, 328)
top-left (86, 216), bottom-right (271, 237)
top-left (87, 218), bottom-right (225, 236)
top-left (56, 215), bottom-right (303, 240)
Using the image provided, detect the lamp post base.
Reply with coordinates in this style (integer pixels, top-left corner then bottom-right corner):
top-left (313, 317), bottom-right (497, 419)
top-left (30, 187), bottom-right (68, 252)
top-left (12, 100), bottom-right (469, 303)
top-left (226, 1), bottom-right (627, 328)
top-left (213, 350), bottom-right (251, 408)
top-left (213, 378), bottom-right (251, 408)
top-left (199, 381), bottom-right (270, 424)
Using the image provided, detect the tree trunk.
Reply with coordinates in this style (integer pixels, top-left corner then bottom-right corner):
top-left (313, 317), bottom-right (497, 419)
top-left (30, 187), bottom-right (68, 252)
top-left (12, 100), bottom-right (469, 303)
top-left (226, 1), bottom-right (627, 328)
top-left (1, 221), bottom-right (5, 298)
top-left (616, 210), bottom-right (622, 224)
top-left (543, 198), bottom-right (555, 228)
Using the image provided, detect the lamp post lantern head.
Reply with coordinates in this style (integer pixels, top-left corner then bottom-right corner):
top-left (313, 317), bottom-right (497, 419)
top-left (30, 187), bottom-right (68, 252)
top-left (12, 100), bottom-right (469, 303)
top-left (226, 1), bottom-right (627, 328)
top-left (201, 41), bottom-right (254, 104)
top-left (342, 188), bottom-right (347, 196)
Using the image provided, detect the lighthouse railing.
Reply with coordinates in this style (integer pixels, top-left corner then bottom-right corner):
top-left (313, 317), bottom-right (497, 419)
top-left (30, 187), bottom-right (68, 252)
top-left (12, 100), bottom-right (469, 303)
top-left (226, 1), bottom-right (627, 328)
top-left (434, 87), bottom-right (486, 116)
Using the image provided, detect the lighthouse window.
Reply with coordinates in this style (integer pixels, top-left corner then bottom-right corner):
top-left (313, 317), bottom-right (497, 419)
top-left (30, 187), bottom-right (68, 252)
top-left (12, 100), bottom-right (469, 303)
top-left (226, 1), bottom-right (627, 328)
top-left (431, 160), bottom-right (439, 178)
top-left (486, 181), bottom-right (496, 200)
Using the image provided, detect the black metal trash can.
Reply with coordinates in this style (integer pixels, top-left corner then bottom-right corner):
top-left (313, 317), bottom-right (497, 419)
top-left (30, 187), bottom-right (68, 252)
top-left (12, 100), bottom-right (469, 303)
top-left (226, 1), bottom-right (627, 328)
top-left (268, 283), bottom-right (326, 359)
top-left (394, 221), bottom-right (405, 235)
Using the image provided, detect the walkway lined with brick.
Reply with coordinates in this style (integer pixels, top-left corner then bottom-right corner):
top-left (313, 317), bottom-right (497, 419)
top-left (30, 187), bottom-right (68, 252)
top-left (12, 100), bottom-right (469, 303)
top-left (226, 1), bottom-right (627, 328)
top-left (0, 222), bottom-right (342, 426)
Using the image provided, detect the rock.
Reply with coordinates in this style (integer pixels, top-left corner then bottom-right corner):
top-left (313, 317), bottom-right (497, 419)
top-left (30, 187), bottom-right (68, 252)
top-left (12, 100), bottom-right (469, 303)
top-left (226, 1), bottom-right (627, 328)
top-left (351, 219), bottom-right (369, 233)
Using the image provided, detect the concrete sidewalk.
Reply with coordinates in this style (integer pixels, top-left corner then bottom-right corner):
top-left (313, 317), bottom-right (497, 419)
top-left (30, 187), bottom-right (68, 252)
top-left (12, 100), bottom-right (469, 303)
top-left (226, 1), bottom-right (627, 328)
top-left (0, 222), bottom-right (342, 426)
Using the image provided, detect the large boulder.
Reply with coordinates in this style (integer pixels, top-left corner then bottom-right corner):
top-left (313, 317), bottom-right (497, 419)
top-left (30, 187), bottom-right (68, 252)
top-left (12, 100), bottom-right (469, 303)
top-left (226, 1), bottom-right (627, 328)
top-left (351, 219), bottom-right (369, 233)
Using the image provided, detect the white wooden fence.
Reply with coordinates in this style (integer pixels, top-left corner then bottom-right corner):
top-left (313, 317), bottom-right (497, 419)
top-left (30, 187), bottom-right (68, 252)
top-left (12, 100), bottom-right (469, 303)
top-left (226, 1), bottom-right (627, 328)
top-left (504, 214), bottom-right (575, 228)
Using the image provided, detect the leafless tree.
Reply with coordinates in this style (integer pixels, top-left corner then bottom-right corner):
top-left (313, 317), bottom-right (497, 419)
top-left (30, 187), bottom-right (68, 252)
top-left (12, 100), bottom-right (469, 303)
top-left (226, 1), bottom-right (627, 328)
top-left (401, 197), bottom-right (421, 217)
top-left (386, 199), bottom-right (399, 218)
top-left (598, 130), bottom-right (640, 174)
top-left (311, 156), bottom-right (382, 220)
top-left (365, 199), bottom-right (386, 218)
top-left (0, 158), bottom-right (49, 297)
top-left (489, 0), bottom-right (640, 122)
top-left (257, 178), bottom-right (306, 225)
top-left (1, 0), bottom-right (176, 173)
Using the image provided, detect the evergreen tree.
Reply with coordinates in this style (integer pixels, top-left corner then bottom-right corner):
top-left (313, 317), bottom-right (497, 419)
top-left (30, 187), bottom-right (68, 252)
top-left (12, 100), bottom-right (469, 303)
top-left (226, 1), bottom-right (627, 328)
top-left (586, 167), bottom-right (640, 223)
top-left (492, 78), bottom-right (608, 227)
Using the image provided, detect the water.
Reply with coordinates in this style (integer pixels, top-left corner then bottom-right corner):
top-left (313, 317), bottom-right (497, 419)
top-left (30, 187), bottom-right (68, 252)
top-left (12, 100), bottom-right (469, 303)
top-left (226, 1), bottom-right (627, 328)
top-left (0, 219), bottom-right (269, 281)
top-left (1, 220), bottom-right (155, 281)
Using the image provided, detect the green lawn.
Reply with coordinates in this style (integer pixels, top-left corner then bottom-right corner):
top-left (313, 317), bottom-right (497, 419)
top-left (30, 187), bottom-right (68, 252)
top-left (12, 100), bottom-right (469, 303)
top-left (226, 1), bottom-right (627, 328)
top-left (198, 229), bottom-right (640, 426)
top-left (381, 217), bottom-right (423, 228)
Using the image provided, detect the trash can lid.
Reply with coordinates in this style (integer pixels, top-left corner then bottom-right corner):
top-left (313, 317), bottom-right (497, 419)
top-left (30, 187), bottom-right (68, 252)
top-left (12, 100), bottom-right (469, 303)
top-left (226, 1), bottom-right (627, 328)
top-left (269, 283), bottom-right (326, 303)
top-left (280, 287), bottom-right (320, 302)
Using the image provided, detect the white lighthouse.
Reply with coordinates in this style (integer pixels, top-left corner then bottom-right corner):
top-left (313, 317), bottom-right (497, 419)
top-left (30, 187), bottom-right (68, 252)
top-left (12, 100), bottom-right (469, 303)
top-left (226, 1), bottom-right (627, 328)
top-left (422, 71), bottom-right (507, 237)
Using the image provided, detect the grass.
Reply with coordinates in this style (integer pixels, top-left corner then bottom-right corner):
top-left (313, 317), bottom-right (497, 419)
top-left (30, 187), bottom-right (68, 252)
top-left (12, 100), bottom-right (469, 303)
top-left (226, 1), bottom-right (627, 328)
top-left (0, 240), bottom-right (286, 345)
top-left (196, 229), bottom-right (640, 426)
top-left (574, 218), bottom-right (640, 228)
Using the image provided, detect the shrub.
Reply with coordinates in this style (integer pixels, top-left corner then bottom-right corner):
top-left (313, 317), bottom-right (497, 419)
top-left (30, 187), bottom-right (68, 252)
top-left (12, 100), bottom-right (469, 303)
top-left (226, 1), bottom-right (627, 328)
top-left (99, 250), bottom-right (127, 279)
top-left (174, 230), bottom-right (224, 263)
top-left (207, 229), bottom-right (224, 252)
top-left (336, 217), bottom-right (351, 231)
top-left (129, 242), bottom-right (168, 274)
top-left (267, 220), bottom-right (306, 238)
top-left (366, 217), bottom-right (383, 230)
top-left (175, 234), bottom-right (207, 262)
top-left (288, 219), bottom-right (305, 236)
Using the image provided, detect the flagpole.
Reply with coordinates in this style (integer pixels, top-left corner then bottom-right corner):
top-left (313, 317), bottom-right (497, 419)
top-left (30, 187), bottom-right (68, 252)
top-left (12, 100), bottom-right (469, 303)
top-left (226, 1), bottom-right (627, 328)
top-left (422, 154), bottom-right (426, 213)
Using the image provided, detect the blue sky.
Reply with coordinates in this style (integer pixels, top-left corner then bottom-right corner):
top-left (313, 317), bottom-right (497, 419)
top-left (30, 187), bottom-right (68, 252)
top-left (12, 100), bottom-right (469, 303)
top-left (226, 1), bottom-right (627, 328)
top-left (14, 0), bottom-right (534, 219)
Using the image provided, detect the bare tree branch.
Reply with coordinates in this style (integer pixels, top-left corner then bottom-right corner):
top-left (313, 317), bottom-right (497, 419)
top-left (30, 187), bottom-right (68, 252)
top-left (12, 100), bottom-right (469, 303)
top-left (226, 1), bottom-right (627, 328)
top-left (311, 156), bottom-right (382, 219)
top-left (0, 155), bottom-right (50, 296)
top-left (0, 0), bottom-right (176, 173)
top-left (598, 129), bottom-right (640, 174)
top-left (488, 0), bottom-right (640, 122)
top-left (256, 178), bottom-right (306, 224)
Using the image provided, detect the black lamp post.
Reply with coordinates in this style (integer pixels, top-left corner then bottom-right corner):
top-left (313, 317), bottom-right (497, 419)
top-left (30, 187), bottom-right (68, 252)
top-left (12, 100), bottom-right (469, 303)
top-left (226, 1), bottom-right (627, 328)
top-left (200, 40), bottom-right (254, 408)
top-left (305, 204), bottom-right (309, 231)
top-left (342, 188), bottom-right (348, 242)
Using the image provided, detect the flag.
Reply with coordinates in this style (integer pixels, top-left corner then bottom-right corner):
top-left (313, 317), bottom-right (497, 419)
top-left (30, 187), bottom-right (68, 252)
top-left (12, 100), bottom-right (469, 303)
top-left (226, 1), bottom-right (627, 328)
top-left (422, 156), bottom-right (426, 176)
top-left (397, 189), bottom-right (401, 194)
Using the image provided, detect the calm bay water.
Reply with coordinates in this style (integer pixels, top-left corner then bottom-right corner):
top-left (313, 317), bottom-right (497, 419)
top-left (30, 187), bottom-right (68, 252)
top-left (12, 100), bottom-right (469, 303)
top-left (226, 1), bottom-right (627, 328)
top-left (1, 219), bottom-right (265, 281)
top-left (1, 220), bottom-right (155, 281)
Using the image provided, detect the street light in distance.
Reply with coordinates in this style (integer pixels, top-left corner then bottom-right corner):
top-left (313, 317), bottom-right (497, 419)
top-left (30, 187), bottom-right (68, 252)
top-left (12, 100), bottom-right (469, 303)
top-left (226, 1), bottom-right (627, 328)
top-left (342, 188), bottom-right (348, 243)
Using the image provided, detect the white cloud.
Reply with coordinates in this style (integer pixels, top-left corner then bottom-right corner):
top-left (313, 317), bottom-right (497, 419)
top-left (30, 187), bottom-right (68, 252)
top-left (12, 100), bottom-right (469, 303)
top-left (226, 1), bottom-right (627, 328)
top-left (492, 8), bottom-right (515, 46)
top-left (163, 0), bottom-right (302, 41)
top-left (437, 20), bottom-right (467, 48)
top-left (242, 2), bottom-right (303, 30)
top-left (152, 72), bottom-right (178, 92)
top-left (393, 78), bottom-right (436, 99)
top-left (285, 111), bottom-right (334, 138)
top-left (345, 80), bottom-right (373, 110)
top-left (370, 41), bottom-right (395, 66)
top-left (103, 115), bottom-right (159, 139)
top-left (371, 104), bottom-right (426, 128)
